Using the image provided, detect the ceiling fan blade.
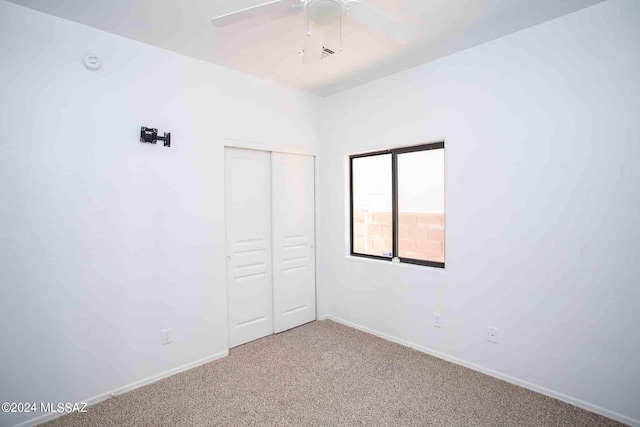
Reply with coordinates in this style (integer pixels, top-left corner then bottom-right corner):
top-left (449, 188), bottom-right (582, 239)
top-left (303, 24), bottom-right (326, 64)
top-left (346, 1), bottom-right (416, 43)
top-left (211, 0), bottom-right (300, 28)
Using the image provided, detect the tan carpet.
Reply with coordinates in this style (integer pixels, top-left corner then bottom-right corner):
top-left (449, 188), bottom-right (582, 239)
top-left (43, 320), bottom-right (624, 426)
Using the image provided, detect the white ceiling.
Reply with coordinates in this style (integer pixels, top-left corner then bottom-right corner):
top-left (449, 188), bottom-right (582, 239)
top-left (7, 0), bottom-right (605, 96)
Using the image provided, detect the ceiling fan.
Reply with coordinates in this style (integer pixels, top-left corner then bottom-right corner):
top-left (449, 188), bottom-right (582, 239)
top-left (211, 0), bottom-right (416, 64)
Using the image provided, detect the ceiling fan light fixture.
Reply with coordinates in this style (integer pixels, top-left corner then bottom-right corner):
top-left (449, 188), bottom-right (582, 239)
top-left (308, 0), bottom-right (344, 26)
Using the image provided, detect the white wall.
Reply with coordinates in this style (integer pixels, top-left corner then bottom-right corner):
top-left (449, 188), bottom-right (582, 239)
top-left (319, 0), bottom-right (640, 424)
top-left (0, 1), bottom-right (320, 426)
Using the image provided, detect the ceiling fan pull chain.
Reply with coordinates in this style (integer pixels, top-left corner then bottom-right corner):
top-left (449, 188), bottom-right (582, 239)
top-left (339, 15), bottom-right (343, 51)
top-left (306, 2), bottom-right (310, 37)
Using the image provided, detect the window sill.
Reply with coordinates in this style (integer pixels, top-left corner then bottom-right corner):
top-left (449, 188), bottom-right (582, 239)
top-left (346, 253), bottom-right (446, 273)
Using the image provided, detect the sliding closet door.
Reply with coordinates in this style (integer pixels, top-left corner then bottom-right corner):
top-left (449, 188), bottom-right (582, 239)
top-left (272, 152), bottom-right (316, 333)
top-left (225, 148), bottom-right (273, 348)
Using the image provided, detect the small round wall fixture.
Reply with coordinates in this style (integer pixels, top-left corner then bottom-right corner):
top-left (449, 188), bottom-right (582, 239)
top-left (83, 54), bottom-right (102, 71)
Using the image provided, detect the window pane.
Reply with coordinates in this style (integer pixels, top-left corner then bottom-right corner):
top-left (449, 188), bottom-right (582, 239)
top-left (397, 148), bottom-right (445, 263)
top-left (352, 154), bottom-right (392, 257)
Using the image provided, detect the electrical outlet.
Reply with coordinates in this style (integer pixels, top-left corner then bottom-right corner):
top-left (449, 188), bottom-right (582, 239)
top-left (488, 327), bottom-right (498, 344)
top-left (434, 313), bottom-right (443, 328)
top-left (161, 328), bottom-right (173, 345)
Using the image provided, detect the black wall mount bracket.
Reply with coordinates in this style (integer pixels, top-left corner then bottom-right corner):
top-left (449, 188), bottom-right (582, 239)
top-left (140, 126), bottom-right (171, 147)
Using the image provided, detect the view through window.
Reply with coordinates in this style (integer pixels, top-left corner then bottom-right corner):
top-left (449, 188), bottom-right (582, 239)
top-left (350, 142), bottom-right (445, 267)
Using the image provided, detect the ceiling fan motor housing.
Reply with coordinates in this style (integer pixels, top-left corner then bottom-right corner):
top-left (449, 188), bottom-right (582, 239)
top-left (308, 0), bottom-right (345, 26)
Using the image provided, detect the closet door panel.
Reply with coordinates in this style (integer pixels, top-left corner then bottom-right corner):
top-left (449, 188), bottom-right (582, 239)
top-left (225, 148), bottom-right (273, 348)
top-left (272, 152), bottom-right (316, 333)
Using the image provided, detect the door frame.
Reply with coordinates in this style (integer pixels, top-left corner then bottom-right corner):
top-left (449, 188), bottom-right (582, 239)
top-left (223, 138), bottom-right (319, 350)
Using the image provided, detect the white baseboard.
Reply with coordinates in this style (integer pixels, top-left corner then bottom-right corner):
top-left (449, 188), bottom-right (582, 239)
top-left (317, 314), bottom-right (329, 321)
top-left (15, 350), bottom-right (228, 427)
top-left (326, 315), bottom-right (638, 427)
